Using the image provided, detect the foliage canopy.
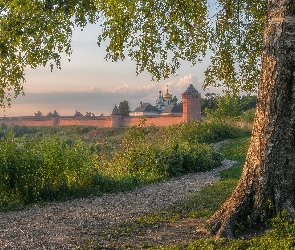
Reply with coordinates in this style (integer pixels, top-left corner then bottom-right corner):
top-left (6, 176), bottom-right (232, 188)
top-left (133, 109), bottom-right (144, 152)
top-left (1, 0), bottom-right (266, 107)
top-left (118, 100), bottom-right (131, 116)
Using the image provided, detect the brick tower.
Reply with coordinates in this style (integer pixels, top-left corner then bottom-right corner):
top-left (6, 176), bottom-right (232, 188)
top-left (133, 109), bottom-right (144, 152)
top-left (52, 110), bottom-right (59, 126)
top-left (182, 84), bottom-right (201, 122)
top-left (111, 105), bottom-right (122, 127)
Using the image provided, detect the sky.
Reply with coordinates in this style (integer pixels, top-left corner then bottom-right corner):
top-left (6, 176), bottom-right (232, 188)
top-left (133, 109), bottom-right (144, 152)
top-left (2, 22), bottom-right (222, 117)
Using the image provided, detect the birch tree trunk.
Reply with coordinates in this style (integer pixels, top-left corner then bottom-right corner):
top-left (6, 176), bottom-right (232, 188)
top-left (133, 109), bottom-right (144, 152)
top-left (208, 0), bottom-right (295, 238)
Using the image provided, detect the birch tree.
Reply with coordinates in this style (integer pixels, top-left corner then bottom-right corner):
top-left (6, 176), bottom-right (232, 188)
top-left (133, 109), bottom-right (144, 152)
top-left (208, 0), bottom-right (295, 238)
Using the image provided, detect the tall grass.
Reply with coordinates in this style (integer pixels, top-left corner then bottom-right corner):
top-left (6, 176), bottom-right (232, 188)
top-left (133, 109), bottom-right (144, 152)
top-left (0, 133), bottom-right (95, 205)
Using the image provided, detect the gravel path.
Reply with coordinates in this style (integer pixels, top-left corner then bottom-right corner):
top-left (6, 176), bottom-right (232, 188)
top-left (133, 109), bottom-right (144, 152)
top-left (0, 159), bottom-right (236, 249)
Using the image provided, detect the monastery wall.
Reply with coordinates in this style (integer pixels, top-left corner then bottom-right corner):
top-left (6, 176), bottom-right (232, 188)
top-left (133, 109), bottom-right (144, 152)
top-left (0, 117), bottom-right (53, 126)
top-left (0, 114), bottom-right (183, 127)
top-left (58, 116), bottom-right (112, 127)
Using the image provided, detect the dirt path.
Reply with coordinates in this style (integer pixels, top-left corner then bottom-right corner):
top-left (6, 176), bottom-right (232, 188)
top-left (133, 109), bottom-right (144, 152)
top-left (0, 159), bottom-right (235, 249)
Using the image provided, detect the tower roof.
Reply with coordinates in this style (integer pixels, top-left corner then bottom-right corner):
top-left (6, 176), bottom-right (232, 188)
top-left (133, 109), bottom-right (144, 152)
top-left (133, 103), bottom-right (158, 112)
top-left (183, 84), bottom-right (198, 94)
top-left (74, 110), bottom-right (83, 116)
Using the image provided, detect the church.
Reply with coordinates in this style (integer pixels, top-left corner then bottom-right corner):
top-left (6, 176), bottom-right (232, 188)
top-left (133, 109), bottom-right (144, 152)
top-left (129, 84), bottom-right (201, 121)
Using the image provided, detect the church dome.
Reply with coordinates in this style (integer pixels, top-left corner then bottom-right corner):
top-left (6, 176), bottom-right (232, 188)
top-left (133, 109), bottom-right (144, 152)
top-left (163, 88), bottom-right (172, 99)
top-left (163, 92), bottom-right (172, 99)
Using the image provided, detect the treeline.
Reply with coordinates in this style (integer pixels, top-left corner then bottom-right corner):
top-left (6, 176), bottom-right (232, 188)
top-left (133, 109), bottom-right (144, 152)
top-left (201, 94), bottom-right (257, 122)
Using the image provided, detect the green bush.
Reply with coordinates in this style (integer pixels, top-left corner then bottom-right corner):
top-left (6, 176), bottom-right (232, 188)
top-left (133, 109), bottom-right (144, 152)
top-left (94, 120), bottom-right (247, 183)
top-left (220, 137), bottom-right (250, 163)
top-left (167, 120), bottom-right (251, 144)
top-left (99, 140), bottom-right (223, 181)
top-left (0, 133), bottom-right (96, 205)
top-left (205, 95), bottom-right (244, 119)
top-left (241, 108), bottom-right (255, 123)
top-left (178, 142), bottom-right (223, 172)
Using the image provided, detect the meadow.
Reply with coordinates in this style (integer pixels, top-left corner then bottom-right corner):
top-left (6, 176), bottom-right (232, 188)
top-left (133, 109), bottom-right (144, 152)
top-left (0, 118), bottom-right (249, 211)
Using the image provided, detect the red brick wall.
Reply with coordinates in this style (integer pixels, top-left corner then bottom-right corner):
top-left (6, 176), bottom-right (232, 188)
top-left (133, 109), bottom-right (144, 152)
top-left (0, 114), bottom-right (183, 127)
top-left (0, 117), bottom-right (53, 126)
top-left (59, 117), bottom-right (112, 127)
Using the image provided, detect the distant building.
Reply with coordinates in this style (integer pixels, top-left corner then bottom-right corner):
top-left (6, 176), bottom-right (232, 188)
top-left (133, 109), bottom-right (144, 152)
top-left (130, 84), bottom-right (200, 121)
top-left (130, 102), bottom-right (159, 116)
top-left (130, 85), bottom-right (183, 116)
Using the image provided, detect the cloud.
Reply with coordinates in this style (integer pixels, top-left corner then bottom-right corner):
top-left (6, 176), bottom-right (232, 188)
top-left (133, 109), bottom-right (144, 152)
top-left (175, 74), bottom-right (201, 90)
top-left (136, 83), bottom-right (159, 92)
top-left (89, 83), bottom-right (159, 95)
top-left (151, 74), bottom-right (204, 97)
top-left (108, 83), bottom-right (131, 93)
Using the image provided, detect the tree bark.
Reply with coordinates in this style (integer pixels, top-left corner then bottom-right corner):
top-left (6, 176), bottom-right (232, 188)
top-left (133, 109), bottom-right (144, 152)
top-left (208, 0), bottom-right (295, 238)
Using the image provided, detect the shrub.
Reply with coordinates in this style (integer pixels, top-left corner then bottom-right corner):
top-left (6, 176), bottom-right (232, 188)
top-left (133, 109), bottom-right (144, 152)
top-left (0, 134), bottom-right (96, 204)
top-left (177, 142), bottom-right (223, 172)
top-left (99, 140), bottom-right (223, 180)
top-left (220, 137), bottom-right (250, 163)
top-left (241, 108), bottom-right (255, 123)
top-left (168, 119), bottom-right (251, 144)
